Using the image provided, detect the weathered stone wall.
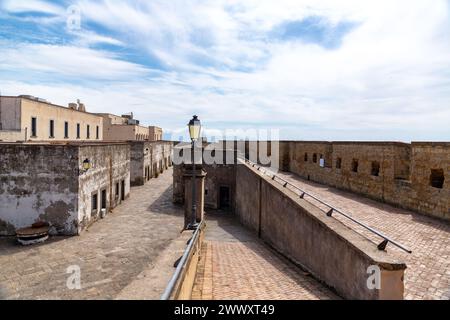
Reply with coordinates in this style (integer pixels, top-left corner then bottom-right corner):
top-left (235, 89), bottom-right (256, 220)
top-left (408, 143), bottom-right (450, 219)
top-left (175, 140), bottom-right (450, 220)
top-left (130, 141), bottom-right (173, 186)
top-left (281, 141), bottom-right (450, 221)
top-left (172, 147), bottom-right (237, 210)
top-left (232, 140), bottom-right (448, 220)
top-left (78, 144), bottom-right (130, 232)
top-left (236, 161), bottom-right (407, 300)
top-left (130, 142), bottom-right (146, 186)
top-left (0, 144), bottom-right (79, 235)
top-left (235, 162), bottom-right (260, 234)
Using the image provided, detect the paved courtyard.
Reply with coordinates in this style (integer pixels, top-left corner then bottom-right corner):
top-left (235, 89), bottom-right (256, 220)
top-left (0, 168), bottom-right (185, 300)
top-left (277, 171), bottom-right (450, 300)
top-left (192, 212), bottom-right (339, 300)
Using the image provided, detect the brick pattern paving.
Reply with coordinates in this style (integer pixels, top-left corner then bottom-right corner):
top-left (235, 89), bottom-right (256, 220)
top-left (0, 168), bottom-right (184, 300)
top-left (192, 213), bottom-right (339, 300)
top-left (276, 171), bottom-right (450, 300)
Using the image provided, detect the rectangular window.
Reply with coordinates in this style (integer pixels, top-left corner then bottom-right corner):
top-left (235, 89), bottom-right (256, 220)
top-left (336, 158), bottom-right (342, 170)
top-left (96, 126), bottom-right (100, 140)
top-left (49, 120), bottom-right (55, 138)
top-left (352, 159), bottom-right (359, 173)
top-left (371, 161), bottom-right (380, 177)
top-left (115, 183), bottom-right (120, 198)
top-left (430, 169), bottom-right (445, 189)
top-left (92, 193), bottom-right (98, 212)
top-left (86, 125), bottom-right (90, 139)
top-left (76, 123), bottom-right (80, 139)
top-left (64, 122), bottom-right (69, 139)
top-left (31, 117), bottom-right (37, 137)
top-left (101, 189), bottom-right (107, 209)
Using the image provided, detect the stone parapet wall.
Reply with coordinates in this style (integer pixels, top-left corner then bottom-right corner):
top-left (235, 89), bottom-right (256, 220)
top-left (278, 141), bottom-right (450, 221)
top-left (235, 161), bottom-right (407, 300)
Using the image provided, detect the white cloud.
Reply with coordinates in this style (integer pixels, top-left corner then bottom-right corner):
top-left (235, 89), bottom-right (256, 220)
top-left (0, 41), bottom-right (150, 80)
top-left (1, 0), bottom-right (450, 141)
top-left (1, 0), bottom-right (64, 15)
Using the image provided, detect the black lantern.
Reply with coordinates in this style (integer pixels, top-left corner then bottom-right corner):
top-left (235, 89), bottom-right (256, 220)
top-left (188, 115), bottom-right (201, 141)
top-left (82, 159), bottom-right (92, 171)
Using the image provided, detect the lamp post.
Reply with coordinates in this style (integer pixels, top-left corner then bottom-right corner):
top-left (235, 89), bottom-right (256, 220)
top-left (187, 115), bottom-right (201, 230)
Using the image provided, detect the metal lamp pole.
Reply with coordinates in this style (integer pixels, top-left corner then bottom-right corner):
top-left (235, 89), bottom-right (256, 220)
top-left (188, 115), bottom-right (201, 230)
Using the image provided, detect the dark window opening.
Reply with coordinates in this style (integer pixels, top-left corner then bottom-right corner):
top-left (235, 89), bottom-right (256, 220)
top-left (86, 125), bottom-right (90, 139)
top-left (336, 158), bottom-right (342, 169)
top-left (49, 120), bottom-right (55, 138)
top-left (430, 169), bottom-right (445, 189)
top-left (219, 186), bottom-right (231, 210)
top-left (96, 126), bottom-right (100, 140)
top-left (121, 180), bottom-right (125, 201)
top-left (352, 159), bottom-right (359, 173)
top-left (313, 154), bottom-right (317, 163)
top-left (76, 123), bottom-right (80, 139)
top-left (31, 117), bottom-right (37, 137)
top-left (371, 161), bottom-right (380, 177)
top-left (101, 189), bottom-right (107, 209)
top-left (92, 193), bottom-right (98, 213)
top-left (304, 153), bottom-right (308, 162)
top-left (64, 122), bottom-right (69, 139)
top-left (115, 183), bottom-right (120, 198)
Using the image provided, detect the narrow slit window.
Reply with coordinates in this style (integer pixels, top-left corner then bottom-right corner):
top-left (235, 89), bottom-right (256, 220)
top-left (49, 120), bottom-right (55, 138)
top-left (31, 117), bottom-right (37, 137)
top-left (92, 193), bottom-right (98, 213)
top-left (352, 159), bottom-right (359, 173)
top-left (64, 122), bottom-right (69, 139)
top-left (336, 158), bottom-right (342, 169)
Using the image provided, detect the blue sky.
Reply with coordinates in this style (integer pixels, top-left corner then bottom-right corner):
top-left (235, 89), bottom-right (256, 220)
top-left (0, 0), bottom-right (449, 141)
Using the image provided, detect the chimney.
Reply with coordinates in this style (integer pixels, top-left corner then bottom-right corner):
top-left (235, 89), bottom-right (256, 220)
top-left (77, 99), bottom-right (86, 112)
top-left (68, 103), bottom-right (78, 110)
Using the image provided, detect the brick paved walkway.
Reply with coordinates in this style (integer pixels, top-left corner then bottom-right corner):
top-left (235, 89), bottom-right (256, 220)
top-left (276, 171), bottom-right (450, 300)
top-left (0, 168), bottom-right (185, 300)
top-left (192, 212), bottom-right (339, 300)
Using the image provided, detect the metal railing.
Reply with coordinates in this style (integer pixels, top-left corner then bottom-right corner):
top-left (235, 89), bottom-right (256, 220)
top-left (161, 222), bottom-right (203, 300)
top-left (242, 158), bottom-right (412, 254)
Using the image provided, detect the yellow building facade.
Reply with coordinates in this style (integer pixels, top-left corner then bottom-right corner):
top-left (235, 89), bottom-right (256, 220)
top-left (0, 96), bottom-right (103, 142)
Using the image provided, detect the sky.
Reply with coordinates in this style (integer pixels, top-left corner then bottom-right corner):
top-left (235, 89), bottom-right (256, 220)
top-left (0, 0), bottom-right (449, 141)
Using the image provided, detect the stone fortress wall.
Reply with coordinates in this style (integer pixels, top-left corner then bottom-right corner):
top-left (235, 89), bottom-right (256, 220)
top-left (251, 141), bottom-right (449, 221)
top-left (174, 140), bottom-right (449, 221)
